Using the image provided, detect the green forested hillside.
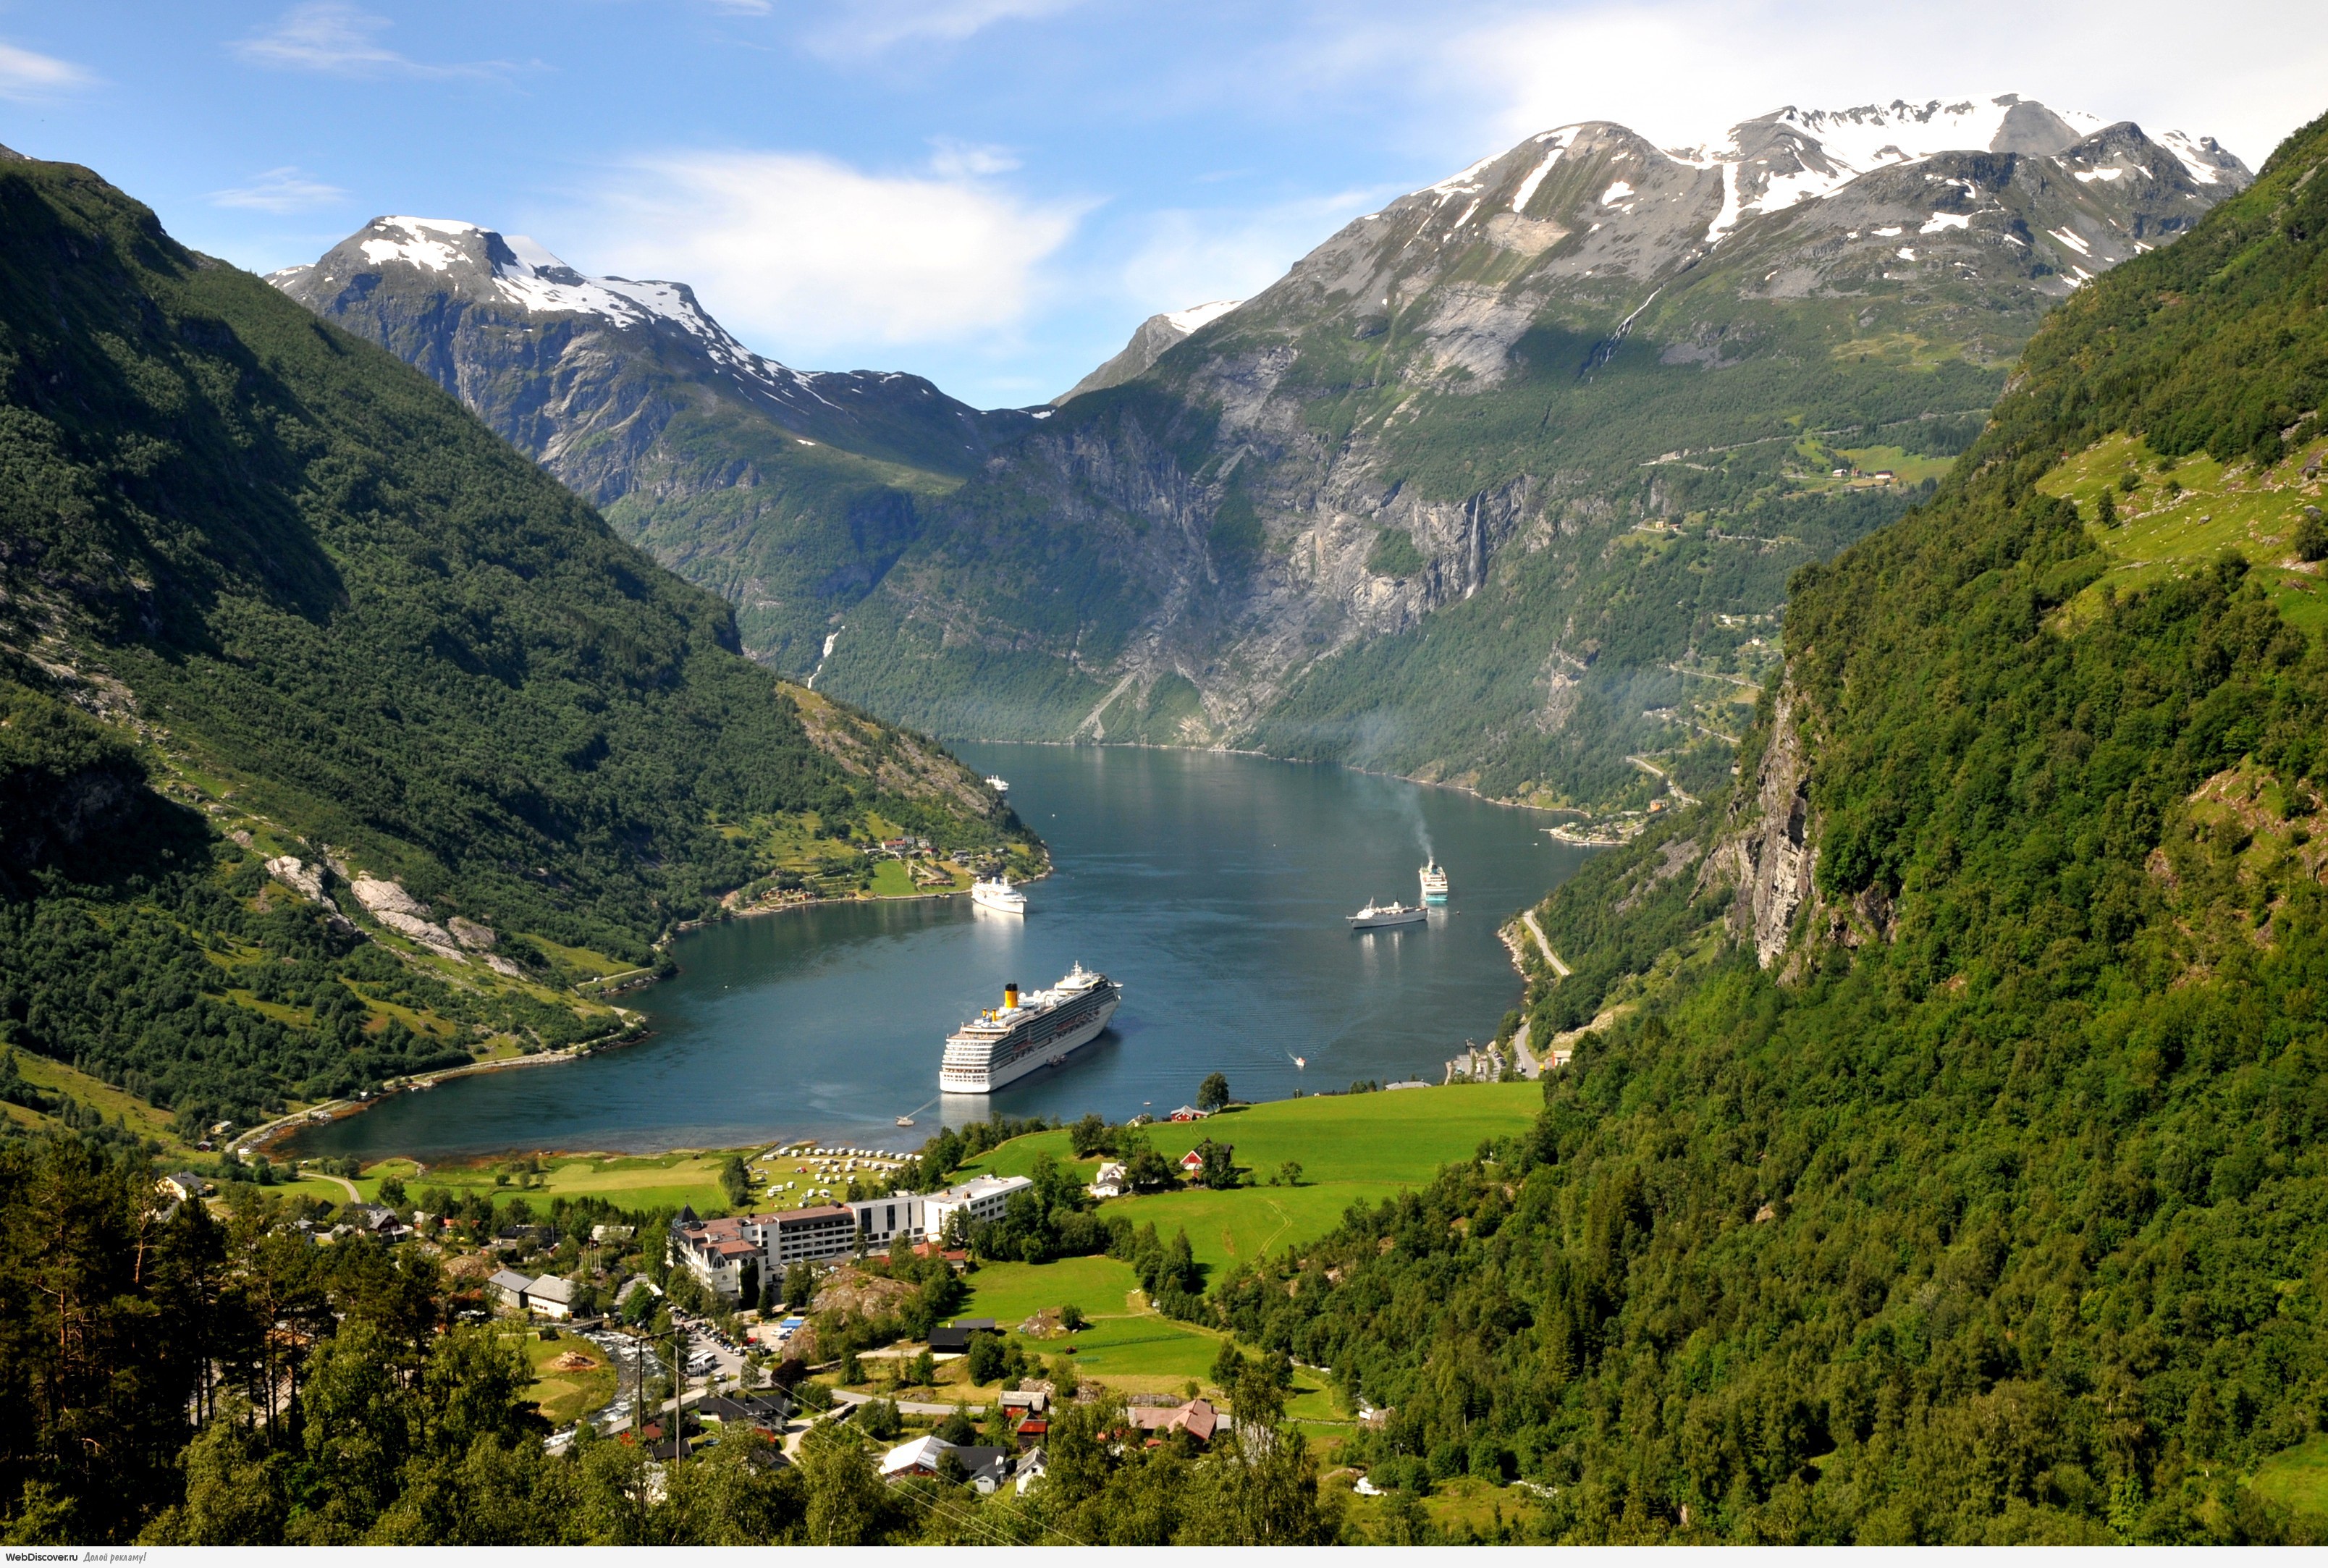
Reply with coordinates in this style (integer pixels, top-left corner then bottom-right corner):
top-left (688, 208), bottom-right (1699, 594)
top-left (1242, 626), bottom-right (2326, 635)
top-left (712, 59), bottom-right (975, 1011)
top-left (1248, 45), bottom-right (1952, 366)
top-left (1208, 109), bottom-right (2328, 1542)
top-left (0, 151), bottom-right (1026, 1127)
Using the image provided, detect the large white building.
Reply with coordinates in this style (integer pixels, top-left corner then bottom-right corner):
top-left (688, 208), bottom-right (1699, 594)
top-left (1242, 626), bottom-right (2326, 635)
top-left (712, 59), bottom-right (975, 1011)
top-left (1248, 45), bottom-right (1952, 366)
top-left (670, 1176), bottom-right (1036, 1297)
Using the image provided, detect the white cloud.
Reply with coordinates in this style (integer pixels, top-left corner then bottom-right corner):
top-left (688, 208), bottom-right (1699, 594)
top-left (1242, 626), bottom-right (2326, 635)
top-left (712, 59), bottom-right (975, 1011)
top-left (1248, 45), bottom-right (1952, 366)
top-left (0, 39), bottom-right (95, 100)
top-left (208, 167), bottom-right (349, 213)
top-left (577, 148), bottom-right (1088, 355)
top-left (1113, 187), bottom-right (1386, 321)
top-left (804, 0), bottom-right (1081, 56)
top-left (231, 2), bottom-right (515, 80)
top-left (928, 136), bottom-right (1020, 177)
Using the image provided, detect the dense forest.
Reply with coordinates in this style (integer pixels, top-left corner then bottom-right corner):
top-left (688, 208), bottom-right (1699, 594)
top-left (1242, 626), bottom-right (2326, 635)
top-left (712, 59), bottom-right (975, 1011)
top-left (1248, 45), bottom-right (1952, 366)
top-left (1207, 106), bottom-right (2328, 1543)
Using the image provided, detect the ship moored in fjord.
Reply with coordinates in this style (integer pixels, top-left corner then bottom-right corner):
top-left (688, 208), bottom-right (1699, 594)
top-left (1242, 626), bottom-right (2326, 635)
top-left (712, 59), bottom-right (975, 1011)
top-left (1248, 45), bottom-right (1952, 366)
top-left (940, 965), bottom-right (1121, 1093)
top-left (971, 874), bottom-right (1027, 914)
top-left (1420, 859), bottom-right (1450, 905)
top-left (1348, 898), bottom-right (1427, 930)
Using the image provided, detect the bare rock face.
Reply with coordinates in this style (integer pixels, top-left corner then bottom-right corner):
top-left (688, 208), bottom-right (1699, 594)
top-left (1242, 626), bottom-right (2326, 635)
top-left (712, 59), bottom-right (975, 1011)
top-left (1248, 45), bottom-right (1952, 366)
top-left (1698, 680), bottom-right (1818, 967)
top-left (348, 877), bottom-right (462, 956)
top-left (447, 916), bottom-right (497, 951)
top-left (265, 856), bottom-right (329, 903)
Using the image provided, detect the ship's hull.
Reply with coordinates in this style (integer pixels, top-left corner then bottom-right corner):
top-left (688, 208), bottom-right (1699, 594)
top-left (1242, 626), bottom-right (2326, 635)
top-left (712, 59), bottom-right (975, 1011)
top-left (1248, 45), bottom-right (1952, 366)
top-left (1349, 907), bottom-right (1428, 930)
top-left (941, 992), bottom-right (1118, 1093)
top-left (1420, 888), bottom-right (1448, 906)
top-left (971, 887), bottom-right (1026, 914)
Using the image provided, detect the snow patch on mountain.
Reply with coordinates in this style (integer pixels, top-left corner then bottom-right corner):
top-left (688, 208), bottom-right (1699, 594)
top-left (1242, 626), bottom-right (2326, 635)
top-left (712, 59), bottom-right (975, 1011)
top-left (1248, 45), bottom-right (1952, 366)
top-left (2159, 129), bottom-right (2240, 185)
top-left (341, 216), bottom-right (840, 403)
top-left (1164, 299), bottom-right (1242, 334)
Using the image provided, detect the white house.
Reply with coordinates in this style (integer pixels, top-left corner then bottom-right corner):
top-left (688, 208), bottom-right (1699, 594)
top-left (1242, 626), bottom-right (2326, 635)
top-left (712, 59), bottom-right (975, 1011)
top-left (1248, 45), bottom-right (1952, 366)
top-left (1088, 1162), bottom-right (1127, 1199)
top-left (526, 1275), bottom-right (577, 1320)
top-left (921, 1175), bottom-right (1034, 1240)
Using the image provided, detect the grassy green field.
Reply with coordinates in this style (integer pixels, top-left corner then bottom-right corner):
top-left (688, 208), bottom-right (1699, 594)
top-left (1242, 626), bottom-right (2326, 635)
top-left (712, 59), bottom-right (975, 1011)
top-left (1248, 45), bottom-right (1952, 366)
top-left (961, 1082), bottom-right (1540, 1184)
top-left (518, 1328), bottom-right (617, 1427)
top-left (960, 1255), bottom-right (1144, 1323)
top-left (1112, 1185), bottom-right (1365, 1278)
top-left (302, 1148), bottom-right (762, 1215)
top-left (2038, 433), bottom-right (2328, 636)
top-left (956, 1082), bottom-right (1540, 1275)
top-left (2251, 1436), bottom-right (2328, 1519)
top-left (12, 1053), bottom-right (198, 1159)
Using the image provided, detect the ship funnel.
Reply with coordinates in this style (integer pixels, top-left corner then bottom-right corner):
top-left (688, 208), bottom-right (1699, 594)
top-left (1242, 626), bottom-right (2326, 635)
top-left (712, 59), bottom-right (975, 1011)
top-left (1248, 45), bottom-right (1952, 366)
top-left (1003, 982), bottom-right (1020, 1009)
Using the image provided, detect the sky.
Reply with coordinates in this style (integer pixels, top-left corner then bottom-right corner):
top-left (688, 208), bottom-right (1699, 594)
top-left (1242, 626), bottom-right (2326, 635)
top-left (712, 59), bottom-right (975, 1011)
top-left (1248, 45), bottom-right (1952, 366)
top-left (4, 1), bottom-right (2324, 408)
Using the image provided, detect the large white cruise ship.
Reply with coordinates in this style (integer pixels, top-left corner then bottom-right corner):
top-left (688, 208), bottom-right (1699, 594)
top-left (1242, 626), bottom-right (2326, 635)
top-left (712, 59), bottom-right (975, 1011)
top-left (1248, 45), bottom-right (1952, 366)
top-left (940, 965), bottom-right (1121, 1093)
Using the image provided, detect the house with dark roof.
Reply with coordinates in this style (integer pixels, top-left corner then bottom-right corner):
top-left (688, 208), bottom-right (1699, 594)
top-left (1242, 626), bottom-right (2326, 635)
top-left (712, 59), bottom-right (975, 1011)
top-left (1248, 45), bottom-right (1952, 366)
top-left (927, 1318), bottom-right (997, 1354)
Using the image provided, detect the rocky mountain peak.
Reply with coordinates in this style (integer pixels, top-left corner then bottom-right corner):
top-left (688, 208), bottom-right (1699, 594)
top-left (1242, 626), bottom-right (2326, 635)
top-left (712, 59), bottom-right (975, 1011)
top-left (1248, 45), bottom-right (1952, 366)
top-left (1058, 296), bottom-right (1246, 404)
top-left (274, 215), bottom-right (793, 391)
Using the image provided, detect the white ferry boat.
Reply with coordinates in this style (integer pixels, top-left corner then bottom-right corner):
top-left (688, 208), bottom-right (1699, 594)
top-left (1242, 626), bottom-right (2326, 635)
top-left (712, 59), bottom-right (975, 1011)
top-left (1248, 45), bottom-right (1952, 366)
top-left (940, 966), bottom-right (1121, 1093)
top-left (1348, 898), bottom-right (1428, 930)
top-left (1420, 859), bottom-right (1451, 906)
top-left (984, 775), bottom-right (1010, 796)
top-left (971, 875), bottom-right (1026, 914)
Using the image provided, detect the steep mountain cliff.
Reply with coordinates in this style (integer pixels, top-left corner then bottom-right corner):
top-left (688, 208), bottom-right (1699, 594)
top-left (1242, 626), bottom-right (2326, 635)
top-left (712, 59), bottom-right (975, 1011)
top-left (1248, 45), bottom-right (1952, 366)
top-left (818, 96), bottom-right (2252, 817)
top-left (1215, 104), bottom-right (2328, 1544)
top-left (272, 219), bottom-right (1039, 669)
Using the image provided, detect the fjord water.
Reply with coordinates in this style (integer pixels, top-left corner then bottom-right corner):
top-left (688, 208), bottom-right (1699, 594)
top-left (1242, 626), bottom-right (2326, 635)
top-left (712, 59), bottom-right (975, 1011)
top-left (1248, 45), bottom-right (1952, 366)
top-left (297, 746), bottom-right (1592, 1161)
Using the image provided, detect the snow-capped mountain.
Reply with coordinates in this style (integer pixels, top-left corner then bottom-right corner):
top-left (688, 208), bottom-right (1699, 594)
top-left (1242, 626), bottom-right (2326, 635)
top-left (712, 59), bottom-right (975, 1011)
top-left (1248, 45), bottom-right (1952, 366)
top-left (827, 94), bottom-right (2258, 801)
top-left (1057, 297), bottom-right (1244, 404)
top-left (274, 216), bottom-right (1037, 670)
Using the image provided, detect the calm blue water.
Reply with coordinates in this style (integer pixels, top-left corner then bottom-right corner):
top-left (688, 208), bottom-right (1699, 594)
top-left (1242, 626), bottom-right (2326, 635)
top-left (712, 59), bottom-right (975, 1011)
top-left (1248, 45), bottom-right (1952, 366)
top-left (292, 745), bottom-right (1591, 1160)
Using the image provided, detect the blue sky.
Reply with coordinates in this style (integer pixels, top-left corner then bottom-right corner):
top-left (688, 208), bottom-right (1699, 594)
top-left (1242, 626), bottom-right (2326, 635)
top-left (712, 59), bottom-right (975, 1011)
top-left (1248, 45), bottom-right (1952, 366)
top-left (5, 1), bottom-right (2324, 407)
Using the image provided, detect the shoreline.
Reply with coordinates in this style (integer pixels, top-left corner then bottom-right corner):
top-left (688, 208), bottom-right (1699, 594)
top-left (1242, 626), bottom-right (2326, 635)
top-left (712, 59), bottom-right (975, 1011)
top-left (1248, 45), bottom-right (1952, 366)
top-left (670, 856), bottom-right (1055, 935)
top-left (948, 735), bottom-right (1580, 817)
top-left (237, 1028), bottom-right (642, 1160)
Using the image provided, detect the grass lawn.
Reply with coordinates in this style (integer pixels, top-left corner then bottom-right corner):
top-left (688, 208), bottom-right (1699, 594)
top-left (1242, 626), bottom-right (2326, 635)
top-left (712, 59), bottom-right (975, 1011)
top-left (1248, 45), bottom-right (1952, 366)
top-left (869, 860), bottom-right (916, 898)
top-left (955, 1082), bottom-right (1540, 1275)
top-left (959, 1082), bottom-right (1540, 1188)
top-left (2251, 1435), bottom-right (2328, 1518)
top-left (1112, 1184), bottom-right (1368, 1278)
top-left (516, 1328), bottom-right (617, 1427)
top-left (354, 1148), bottom-right (761, 1215)
top-left (961, 1255), bottom-right (1144, 1324)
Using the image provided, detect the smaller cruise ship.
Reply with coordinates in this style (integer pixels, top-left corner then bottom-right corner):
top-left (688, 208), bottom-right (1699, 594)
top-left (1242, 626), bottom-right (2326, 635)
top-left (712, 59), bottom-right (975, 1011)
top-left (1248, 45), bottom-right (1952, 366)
top-left (1348, 898), bottom-right (1427, 930)
top-left (971, 875), bottom-right (1026, 914)
top-left (984, 775), bottom-right (1010, 795)
top-left (1420, 859), bottom-right (1451, 905)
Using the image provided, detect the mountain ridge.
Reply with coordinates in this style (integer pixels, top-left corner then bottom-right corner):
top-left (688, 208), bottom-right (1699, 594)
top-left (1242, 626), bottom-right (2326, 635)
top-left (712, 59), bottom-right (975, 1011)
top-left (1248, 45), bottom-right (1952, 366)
top-left (815, 96), bottom-right (2251, 823)
top-left (274, 217), bottom-right (1041, 671)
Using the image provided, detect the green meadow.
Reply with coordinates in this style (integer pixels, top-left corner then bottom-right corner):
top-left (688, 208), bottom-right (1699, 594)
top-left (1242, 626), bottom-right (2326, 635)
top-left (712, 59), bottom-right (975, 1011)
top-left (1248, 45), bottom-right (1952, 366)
top-left (956, 1082), bottom-right (1540, 1273)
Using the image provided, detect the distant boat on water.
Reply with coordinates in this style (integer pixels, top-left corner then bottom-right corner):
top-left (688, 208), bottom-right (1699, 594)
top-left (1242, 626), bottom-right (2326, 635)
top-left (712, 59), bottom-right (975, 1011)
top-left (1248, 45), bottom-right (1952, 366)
top-left (1420, 859), bottom-right (1451, 905)
top-left (1348, 898), bottom-right (1427, 930)
top-left (985, 775), bottom-right (1010, 795)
